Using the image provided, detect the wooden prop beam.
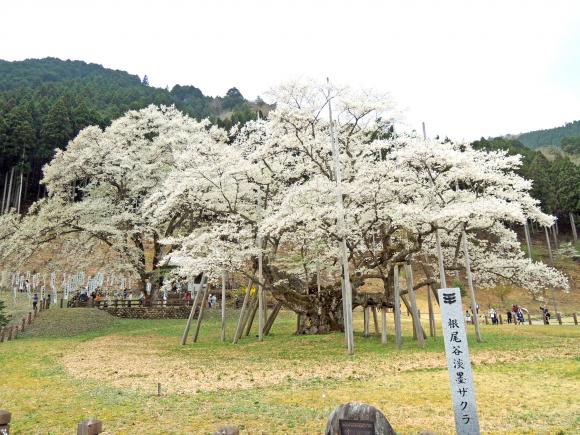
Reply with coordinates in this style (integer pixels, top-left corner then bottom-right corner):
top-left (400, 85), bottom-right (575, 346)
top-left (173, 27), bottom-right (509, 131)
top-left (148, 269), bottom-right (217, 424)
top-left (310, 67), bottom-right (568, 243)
top-left (192, 282), bottom-right (211, 343)
top-left (523, 221), bottom-right (533, 260)
top-left (381, 306), bottom-right (387, 344)
top-left (393, 264), bottom-right (402, 349)
top-left (371, 306), bottom-right (379, 335)
top-left (570, 213), bottom-right (578, 243)
top-left (264, 301), bottom-right (282, 336)
top-left (180, 276), bottom-right (205, 345)
top-left (244, 294), bottom-right (259, 337)
top-left (401, 295), bottom-right (427, 340)
top-left (404, 263), bottom-right (425, 348)
top-left (220, 271), bottom-right (227, 342)
top-left (363, 306), bottom-right (370, 337)
top-left (462, 230), bottom-right (483, 342)
top-left (427, 284), bottom-right (436, 338)
top-left (233, 279), bottom-right (253, 344)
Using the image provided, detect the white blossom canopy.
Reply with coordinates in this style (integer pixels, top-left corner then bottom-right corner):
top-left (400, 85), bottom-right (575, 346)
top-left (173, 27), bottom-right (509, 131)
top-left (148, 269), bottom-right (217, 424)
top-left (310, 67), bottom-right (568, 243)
top-left (147, 81), bottom-right (568, 299)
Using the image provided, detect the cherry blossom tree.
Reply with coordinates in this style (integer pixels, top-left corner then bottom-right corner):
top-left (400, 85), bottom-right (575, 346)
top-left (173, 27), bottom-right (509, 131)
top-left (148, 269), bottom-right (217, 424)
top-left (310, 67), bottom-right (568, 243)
top-left (0, 82), bottom-right (568, 333)
top-left (149, 81), bottom-right (568, 334)
top-left (0, 105), bottom-right (226, 298)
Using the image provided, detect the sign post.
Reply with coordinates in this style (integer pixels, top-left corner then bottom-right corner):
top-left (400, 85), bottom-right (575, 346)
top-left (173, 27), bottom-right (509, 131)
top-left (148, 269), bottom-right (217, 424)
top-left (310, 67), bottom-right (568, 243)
top-left (438, 288), bottom-right (480, 434)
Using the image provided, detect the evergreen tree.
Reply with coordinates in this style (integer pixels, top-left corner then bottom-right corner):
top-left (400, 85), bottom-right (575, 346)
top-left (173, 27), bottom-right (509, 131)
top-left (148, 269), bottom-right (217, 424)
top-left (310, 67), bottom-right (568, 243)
top-left (41, 97), bottom-right (73, 150)
top-left (71, 98), bottom-right (100, 132)
top-left (142, 75), bottom-right (149, 86)
top-left (5, 102), bottom-right (36, 166)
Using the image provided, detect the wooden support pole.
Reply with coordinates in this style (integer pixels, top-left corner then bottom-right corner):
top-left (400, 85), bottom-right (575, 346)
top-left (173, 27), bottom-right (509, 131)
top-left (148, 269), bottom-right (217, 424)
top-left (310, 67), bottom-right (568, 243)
top-left (499, 314), bottom-right (503, 324)
top-left (7, 326), bottom-right (13, 341)
top-left (544, 226), bottom-right (554, 266)
top-left (527, 312), bottom-right (532, 325)
top-left (21, 317), bottom-right (25, 332)
top-left (180, 277), bottom-right (205, 345)
top-left (363, 306), bottom-right (370, 337)
top-left (264, 301), bottom-right (282, 336)
top-left (427, 285), bottom-right (437, 338)
top-left (404, 263), bottom-right (425, 348)
top-left (556, 312), bottom-right (562, 325)
top-left (435, 230), bottom-right (447, 289)
top-left (572, 312), bottom-right (577, 325)
top-left (462, 229), bottom-right (483, 342)
top-left (0, 328), bottom-right (4, 342)
top-left (381, 306), bottom-right (387, 344)
top-left (244, 295), bottom-right (259, 337)
top-left (233, 279), bottom-right (252, 344)
top-left (328, 85), bottom-right (354, 355)
top-left (296, 313), bottom-right (302, 335)
top-left (570, 213), bottom-right (578, 243)
top-left (371, 306), bottom-right (379, 335)
top-left (523, 221), bottom-right (533, 259)
top-left (393, 264), bottom-right (402, 349)
top-left (551, 224), bottom-right (559, 249)
top-left (193, 283), bottom-right (211, 343)
top-left (484, 315), bottom-right (489, 325)
top-left (27, 312), bottom-right (31, 325)
top-left (220, 271), bottom-right (227, 342)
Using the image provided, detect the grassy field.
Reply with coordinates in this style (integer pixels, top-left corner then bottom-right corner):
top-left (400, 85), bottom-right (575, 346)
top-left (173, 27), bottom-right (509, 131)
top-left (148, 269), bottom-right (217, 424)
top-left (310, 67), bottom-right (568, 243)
top-left (1, 304), bottom-right (579, 434)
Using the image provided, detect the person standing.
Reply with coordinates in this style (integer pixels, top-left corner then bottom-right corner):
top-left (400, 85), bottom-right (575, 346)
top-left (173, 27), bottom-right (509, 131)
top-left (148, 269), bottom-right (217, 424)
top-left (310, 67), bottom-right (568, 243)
top-left (32, 292), bottom-right (39, 309)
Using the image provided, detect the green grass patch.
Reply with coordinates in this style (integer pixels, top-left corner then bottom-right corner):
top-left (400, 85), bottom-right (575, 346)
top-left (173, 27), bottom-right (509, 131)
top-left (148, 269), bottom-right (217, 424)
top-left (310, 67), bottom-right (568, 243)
top-left (1, 308), bottom-right (579, 434)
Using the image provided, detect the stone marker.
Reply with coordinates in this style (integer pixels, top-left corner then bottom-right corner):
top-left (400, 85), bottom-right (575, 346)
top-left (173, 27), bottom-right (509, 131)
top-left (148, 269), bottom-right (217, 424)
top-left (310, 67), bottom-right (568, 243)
top-left (0, 409), bottom-right (11, 434)
top-left (77, 418), bottom-right (102, 435)
top-left (438, 288), bottom-right (480, 434)
top-left (214, 426), bottom-right (239, 435)
top-left (325, 403), bottom-right (395, 435)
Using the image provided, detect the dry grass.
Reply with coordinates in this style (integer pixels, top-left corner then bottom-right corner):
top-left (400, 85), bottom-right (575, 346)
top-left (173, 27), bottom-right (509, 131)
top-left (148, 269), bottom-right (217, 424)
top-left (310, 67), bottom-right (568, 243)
top-left (1, 308), bottom-right (579, 434)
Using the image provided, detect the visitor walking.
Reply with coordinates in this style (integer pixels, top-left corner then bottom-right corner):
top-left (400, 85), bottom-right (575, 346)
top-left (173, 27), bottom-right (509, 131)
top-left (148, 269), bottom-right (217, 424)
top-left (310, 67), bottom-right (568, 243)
top-left (489, 307), bottom-right (498, 325)
top-left (541, 306), bottom-right (551, 324)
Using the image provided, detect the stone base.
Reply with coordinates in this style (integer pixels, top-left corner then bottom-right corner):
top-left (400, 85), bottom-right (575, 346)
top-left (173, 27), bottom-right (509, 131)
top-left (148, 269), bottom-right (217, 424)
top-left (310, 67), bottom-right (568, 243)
top-left (104, 306), bottom-right (195, 319)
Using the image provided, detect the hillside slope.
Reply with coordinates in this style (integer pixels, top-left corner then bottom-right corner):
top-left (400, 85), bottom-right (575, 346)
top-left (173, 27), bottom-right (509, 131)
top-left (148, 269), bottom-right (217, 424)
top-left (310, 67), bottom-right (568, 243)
top-left (0, 57), bottom-right (269, 211)
top-left (515, 119), bottom-right (580, 150)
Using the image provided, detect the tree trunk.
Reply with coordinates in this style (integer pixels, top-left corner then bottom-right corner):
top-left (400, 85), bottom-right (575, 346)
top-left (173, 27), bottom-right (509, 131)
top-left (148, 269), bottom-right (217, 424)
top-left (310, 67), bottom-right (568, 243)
top-left (293, 288), bottom-right (345, 334)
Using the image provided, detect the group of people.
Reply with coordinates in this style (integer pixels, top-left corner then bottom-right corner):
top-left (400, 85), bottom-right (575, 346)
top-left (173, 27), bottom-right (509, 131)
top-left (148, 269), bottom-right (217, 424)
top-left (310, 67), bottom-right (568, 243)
top-left (31, 290), bottom-right (51, 309)
top-left (464, 304), bottom-right (530, 325)
top-left (506, 304), bottom-right (527, 324)
top-left (182, 290), bottom-right (220, 308)
top-left (76, 288), bottom-right (149, 306)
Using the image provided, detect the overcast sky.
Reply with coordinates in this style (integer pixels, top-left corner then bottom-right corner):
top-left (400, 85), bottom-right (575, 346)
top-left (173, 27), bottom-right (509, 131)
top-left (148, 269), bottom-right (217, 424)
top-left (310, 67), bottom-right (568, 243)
top-left (2, 0), bottom-right (579, 140)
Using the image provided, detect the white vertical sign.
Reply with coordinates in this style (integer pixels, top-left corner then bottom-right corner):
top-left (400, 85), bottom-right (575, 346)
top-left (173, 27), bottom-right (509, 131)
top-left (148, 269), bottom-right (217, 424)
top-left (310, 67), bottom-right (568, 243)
top-left (438, 288), bottom-right (480, 435)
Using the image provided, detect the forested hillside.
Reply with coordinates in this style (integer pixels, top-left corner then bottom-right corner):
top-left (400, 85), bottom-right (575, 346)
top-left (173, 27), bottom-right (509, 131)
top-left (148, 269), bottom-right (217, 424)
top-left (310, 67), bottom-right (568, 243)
top-left (472, 137), bottom-right (579, 222)
top-left (516, 120), bottom-right (580, 151)
top-left (0, 58), bottom-right (268, 212)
